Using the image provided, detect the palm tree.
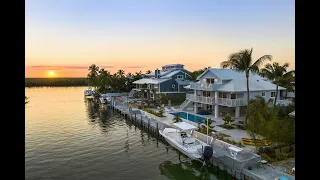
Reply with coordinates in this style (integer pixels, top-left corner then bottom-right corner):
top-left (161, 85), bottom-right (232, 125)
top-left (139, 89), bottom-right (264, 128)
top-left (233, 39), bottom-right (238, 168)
top-left (151, 88), bottom-right (157, 101)
top-left (97, 69), bottom-right (111, 93)
top-left (140, 88), bottom-right (145, 107)
top-left (87, 64), bottom-right (100, 90)
top-left (145, 70), bottom-right (152, 74)
top-left (278, 70), bottom-right (295, 99)
top-left (221, 48), bottom-right (272, 121)
top-left (260, 62), bottom-right (292, 106)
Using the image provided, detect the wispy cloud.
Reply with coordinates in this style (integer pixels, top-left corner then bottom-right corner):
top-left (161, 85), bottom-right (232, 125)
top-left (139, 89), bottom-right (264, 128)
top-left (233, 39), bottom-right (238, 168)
top-left (27, 65), bottom-right (114, 70)
top-left (126, 66), bottom-right (147, 68)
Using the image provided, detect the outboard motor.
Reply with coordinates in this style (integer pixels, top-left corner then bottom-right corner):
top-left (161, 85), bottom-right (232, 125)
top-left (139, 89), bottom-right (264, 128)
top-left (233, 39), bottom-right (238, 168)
top-left (203, 146), bottom-right (213, 166)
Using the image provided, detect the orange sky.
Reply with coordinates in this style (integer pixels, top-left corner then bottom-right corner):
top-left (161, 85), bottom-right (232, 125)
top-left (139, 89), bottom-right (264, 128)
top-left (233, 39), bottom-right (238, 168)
top-left (25, 0), bottom-right (294, 78)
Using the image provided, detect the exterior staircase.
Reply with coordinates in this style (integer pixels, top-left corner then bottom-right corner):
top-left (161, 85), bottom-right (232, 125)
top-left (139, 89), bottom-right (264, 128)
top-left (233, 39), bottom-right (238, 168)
top-left (179, 99), bottom-right (192, 110)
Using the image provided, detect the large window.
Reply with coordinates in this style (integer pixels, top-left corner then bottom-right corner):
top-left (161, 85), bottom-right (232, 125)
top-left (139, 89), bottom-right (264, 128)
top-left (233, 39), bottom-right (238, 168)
top-left (203, 91), bottom-right (211, 97)
top-left (206, 78), bottom-right (216, 84)
top-left (271, 92), bottom-right (276, 97)
top-left (262, 92), bottom-right (266, 97)
top-left (177, 75), bottom-right (184, 79)
top-left (231, 94), bottom-right (236, 99)
top-left (219, 93), bottom-right (227, 98)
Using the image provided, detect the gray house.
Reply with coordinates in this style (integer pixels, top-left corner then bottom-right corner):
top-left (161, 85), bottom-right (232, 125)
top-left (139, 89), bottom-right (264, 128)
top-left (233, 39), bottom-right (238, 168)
top-left (180, 68), bottom-right (286, 120)
top-left (130, 64), bottom-right (192, 99)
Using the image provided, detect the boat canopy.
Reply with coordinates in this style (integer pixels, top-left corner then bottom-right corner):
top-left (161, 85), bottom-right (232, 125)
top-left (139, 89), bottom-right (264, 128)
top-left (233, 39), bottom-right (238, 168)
top-left (173, 122), bottom-right (197, 131)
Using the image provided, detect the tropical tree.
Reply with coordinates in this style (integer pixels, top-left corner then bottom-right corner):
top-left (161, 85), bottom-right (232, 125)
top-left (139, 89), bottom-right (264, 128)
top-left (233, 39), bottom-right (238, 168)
top-left (140, 88), bottom-right (146, 107)
top-left (97, 68), bottom-right (111, 93)
top-left (87, 64), bottom-right (100, 90)
top-left (145, 70), bottom-right (152, 74)
top-left (187, 67), bottom-right (211, 82)
top-left (221, 48), bottom-right (272, 122)
top-left (173, 115), bottom-right (182, 123)
top-left (246, 96), bottom-right (269, 147)
top-left (222, 115), bottom-right (234, 126)
top-left (277, 70), bottom-right (295, 99)
top-left (151, 88), bottom-right (157, 101)
top-left (260, 62), bottom-right (293, 106)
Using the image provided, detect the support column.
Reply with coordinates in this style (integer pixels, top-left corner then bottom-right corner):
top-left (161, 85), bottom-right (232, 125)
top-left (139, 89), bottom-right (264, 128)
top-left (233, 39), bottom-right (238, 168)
top-left (194, 103), bottom-right (198, 113)
top-left (215, 91), bottom-right (219, 118)
top-left (235, 106), bottom-right (240, 118)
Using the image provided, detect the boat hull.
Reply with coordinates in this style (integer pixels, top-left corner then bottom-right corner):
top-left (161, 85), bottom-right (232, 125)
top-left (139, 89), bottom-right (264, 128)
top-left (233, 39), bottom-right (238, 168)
top-left (159, 129), bottom-right (203, 159)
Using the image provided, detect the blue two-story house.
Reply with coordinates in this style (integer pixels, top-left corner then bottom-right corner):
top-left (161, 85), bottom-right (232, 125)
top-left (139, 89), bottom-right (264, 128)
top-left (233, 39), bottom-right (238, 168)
top-left (130, 64), bottom-right (192, 99)
top-left (180, 68), bottom-right (285, 120)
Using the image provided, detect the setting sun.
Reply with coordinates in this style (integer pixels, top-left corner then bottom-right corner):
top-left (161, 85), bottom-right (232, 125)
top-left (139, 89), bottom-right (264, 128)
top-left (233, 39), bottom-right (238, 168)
top-left (49, 71), bottom-right (55, 77)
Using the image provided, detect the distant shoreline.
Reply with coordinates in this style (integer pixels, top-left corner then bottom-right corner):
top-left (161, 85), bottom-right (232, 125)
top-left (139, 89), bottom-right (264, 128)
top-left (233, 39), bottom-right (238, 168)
top-left (25, 78), bottom-right (88, 87)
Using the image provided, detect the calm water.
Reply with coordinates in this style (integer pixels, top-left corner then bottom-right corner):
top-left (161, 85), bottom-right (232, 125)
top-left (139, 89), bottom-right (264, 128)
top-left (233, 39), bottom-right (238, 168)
top-left (25, 87), bottom-right (231, 180)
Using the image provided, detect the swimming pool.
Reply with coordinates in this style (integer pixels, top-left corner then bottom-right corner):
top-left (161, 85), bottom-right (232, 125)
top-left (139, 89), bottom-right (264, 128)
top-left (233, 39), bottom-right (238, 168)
top-left (170, 112), bottom-right (207, 123)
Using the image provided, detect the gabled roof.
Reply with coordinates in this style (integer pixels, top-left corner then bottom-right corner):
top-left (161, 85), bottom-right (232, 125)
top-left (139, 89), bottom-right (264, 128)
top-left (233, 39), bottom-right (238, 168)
top-left (133, 78), bottom-right (170, 84)
top-left (197, 68), bottom-right (262, 80)
top-left (216, 78), bottom-right (285, 92)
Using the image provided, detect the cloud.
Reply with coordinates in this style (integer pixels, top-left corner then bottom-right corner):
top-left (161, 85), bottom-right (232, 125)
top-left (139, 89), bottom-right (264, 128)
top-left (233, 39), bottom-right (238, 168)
top-left (27, 65), bottom-right (114, 70)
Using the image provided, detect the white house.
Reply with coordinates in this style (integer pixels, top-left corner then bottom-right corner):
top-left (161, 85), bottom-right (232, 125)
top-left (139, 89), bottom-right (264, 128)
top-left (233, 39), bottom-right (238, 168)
top-left (179, 68), bottom-right (286, 119)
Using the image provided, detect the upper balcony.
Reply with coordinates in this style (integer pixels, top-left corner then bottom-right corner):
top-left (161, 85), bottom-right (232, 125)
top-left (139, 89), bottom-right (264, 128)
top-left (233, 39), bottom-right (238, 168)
top-left (186, 94), bottom-right (245, 107)
top-left (190, 82), bottom-right (215, 91)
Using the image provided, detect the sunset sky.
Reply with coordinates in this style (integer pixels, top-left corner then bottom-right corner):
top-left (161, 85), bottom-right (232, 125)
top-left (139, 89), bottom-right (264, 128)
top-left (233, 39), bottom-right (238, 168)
top-left (25, 0), bottom-right (294, 78)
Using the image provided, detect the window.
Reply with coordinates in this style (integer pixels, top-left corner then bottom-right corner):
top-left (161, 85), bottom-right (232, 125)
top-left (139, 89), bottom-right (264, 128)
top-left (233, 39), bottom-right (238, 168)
top-left (261, 92), bottom-right (265, 97)
top-left (154, 84), bottom-right (158, 88)
top-left (271, 92), bottom-right (276, 97)
top-left (206, 78), bottom-right (215, 84)
top-left (231, 94), bottom-right (236, 99)
top-left (177, 75), bottom-right (183, 79)
top-left (219, 93), bottom-right (227, 98)
top-left (172, 84), bottom-right (175, 88)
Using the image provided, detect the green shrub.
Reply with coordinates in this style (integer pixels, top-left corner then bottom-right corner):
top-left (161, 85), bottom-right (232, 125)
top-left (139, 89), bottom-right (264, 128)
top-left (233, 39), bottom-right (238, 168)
top-left (275, 152), bottom-right (288, 161)
top-left (173, 115), bottom-right (182, 123)
top-left (158, 109), bottom-right (164, 117)
top-left (260, 153), bottom-right (274, 163)
top-left (288, 150), bottom-right (295, 158)
top-left (218, 124), bottom-right (235, 130)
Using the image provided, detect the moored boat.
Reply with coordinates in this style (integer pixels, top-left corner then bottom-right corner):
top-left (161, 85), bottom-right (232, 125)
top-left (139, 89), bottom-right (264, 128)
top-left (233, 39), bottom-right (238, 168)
top-left (159, 122), bottom-right (214, 160)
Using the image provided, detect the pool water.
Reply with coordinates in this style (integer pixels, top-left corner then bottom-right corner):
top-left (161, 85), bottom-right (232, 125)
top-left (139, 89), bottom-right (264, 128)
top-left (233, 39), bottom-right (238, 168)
top-left (170, 112), bottom-right (207, 123)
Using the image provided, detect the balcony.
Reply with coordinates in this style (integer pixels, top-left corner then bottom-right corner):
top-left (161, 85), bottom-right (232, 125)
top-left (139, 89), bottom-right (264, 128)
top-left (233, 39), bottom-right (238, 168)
top-left (189, 82), bottom-right (214, 91)
top-left (186, 94), bottom-right (215, 105)
top-left (186, 94), bottom-right (245, 107)
top-left (218, 98), bottom-right (245, 106)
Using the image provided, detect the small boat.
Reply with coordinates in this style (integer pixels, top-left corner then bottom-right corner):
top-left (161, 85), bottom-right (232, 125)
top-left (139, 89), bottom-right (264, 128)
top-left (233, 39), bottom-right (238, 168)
top-left (99, 97), bottom-right (108, 104)
top-left (159, 122), bottom-right (214, 160)
top-left (84, 88), bottom-right (94, 96)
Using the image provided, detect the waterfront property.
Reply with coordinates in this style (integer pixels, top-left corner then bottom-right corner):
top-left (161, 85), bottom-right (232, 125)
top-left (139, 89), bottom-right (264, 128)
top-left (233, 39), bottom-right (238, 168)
top-left (129, 64), bottom-right (192, 99)
top-left (180, 68), bottom-right (285, 120)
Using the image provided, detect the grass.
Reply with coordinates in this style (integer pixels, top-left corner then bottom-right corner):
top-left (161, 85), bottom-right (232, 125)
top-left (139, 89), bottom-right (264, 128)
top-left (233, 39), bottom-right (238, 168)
top-left (25, 78), bottom-right (87, 87)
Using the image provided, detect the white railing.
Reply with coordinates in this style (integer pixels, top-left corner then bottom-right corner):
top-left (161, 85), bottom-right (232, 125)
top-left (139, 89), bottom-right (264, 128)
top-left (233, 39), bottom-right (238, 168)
top-left (190, 82), bottom-right (213, 90)
top-left (179, 99), bottom-right (189, 110)
top-left (218, 98), bottom-right (244, 106)
top-left (186, 94), bottom-right (215, 105)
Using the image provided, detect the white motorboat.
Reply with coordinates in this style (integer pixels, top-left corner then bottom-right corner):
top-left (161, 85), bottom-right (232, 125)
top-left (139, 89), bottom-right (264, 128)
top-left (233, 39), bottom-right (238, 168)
top-left (159, 122), bottom-right (214, 160)
top-left (84, 88), bottom-right (94, 96)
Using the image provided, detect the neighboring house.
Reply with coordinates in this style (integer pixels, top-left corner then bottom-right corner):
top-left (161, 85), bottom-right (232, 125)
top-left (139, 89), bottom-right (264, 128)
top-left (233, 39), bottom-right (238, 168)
top-left (180, 68), bottom-right (286, 119)
top-left (129, 64), bottom-right (192, 98)
top-left (280, 86), bottom-right (295, 101)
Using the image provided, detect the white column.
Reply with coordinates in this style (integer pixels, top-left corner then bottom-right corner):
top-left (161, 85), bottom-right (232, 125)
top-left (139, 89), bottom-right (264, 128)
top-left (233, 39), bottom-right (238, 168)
top-left (194, 89), bottom-right (197, 95)
top-left (215, 91), bottom-right (219, 118)
top-left (235, 106), bottom-right (240, 118)
top-left (194, 103), bottom-right (198, 113)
